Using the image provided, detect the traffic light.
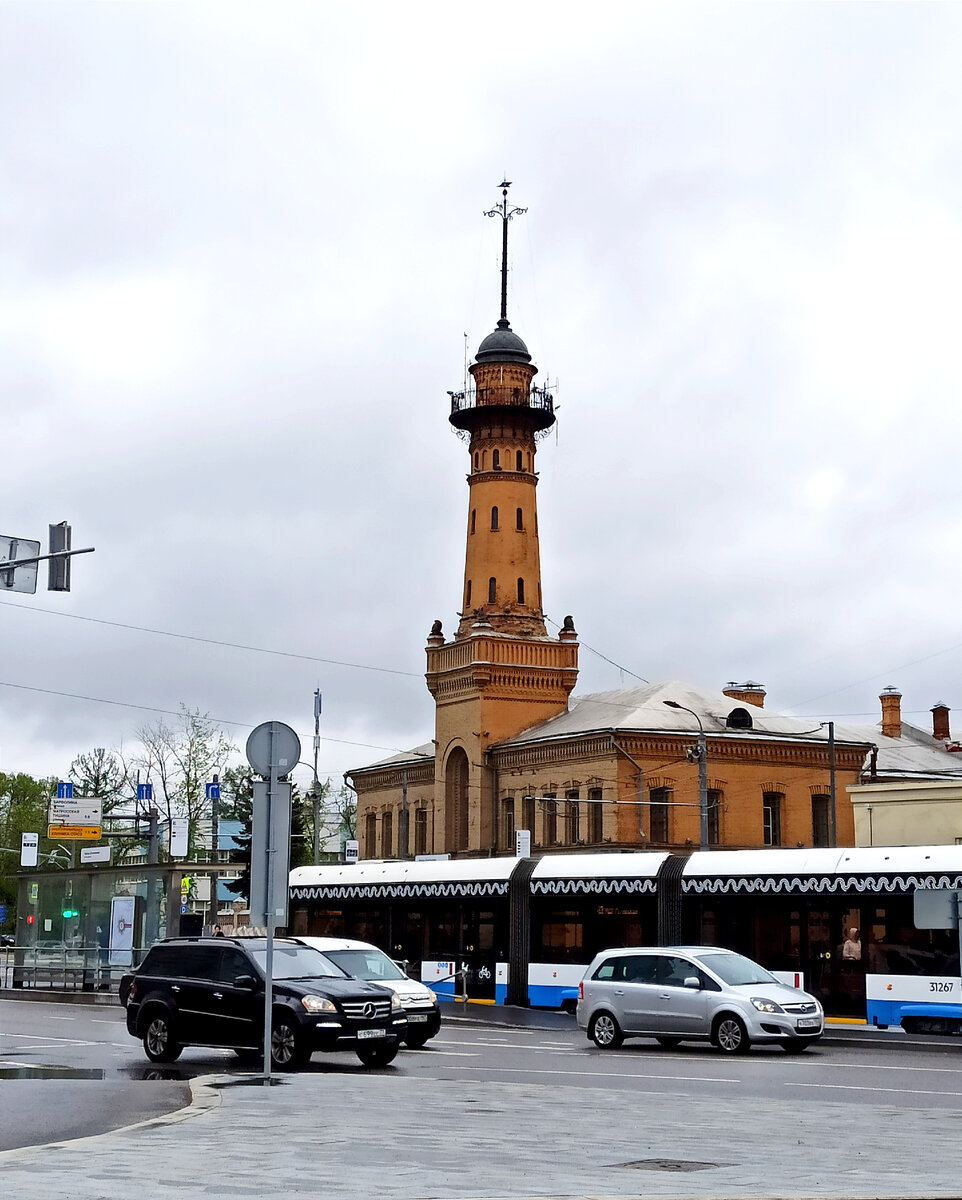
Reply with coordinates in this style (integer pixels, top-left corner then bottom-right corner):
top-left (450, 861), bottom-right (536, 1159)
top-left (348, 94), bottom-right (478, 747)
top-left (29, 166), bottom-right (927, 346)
top-left (61, 907), bottom-right (79, 919)
top-left (48, 522), bottom-right (71, 591)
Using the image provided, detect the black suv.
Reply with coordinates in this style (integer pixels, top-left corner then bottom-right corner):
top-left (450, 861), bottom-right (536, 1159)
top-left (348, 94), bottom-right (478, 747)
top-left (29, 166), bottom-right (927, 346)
top-left (120, 937), bottom-right (406, 1070)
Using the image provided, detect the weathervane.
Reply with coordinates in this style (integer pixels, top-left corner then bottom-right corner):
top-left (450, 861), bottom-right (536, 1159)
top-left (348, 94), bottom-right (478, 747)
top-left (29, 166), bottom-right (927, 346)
top-left (484, 179), bottom-right (527, 325)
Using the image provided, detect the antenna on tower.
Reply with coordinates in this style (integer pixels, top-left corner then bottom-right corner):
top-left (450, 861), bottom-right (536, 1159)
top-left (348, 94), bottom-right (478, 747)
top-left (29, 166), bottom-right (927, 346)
top-left (484, 179), bottom-right (527, 326)
top-left (463, 331), bottom-right (469, 395)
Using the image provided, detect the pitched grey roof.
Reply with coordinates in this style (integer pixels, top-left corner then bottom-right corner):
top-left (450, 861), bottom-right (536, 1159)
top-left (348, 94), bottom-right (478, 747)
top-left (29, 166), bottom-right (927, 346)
top-left (494, 680), bottom-right (962, 782)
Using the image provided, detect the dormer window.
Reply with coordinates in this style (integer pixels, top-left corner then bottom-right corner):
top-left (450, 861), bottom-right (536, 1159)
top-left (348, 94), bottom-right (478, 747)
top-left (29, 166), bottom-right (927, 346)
top-left (726, 707), bottom-right (753, 730)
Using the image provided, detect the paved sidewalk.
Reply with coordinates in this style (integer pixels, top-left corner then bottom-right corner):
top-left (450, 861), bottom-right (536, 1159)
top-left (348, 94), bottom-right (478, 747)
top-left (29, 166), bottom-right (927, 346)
top-left (3, 1057), bottom-right (962, 1199)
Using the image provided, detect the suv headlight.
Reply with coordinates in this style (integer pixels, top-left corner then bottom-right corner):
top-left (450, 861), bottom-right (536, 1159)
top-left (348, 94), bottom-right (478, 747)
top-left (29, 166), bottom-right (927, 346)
top-left (751, 998), bottom-right (784, 1014)
top-left (391, 991), bottom-right (405, 1012)
top-left (301, 995), bottom-right (338, 1013)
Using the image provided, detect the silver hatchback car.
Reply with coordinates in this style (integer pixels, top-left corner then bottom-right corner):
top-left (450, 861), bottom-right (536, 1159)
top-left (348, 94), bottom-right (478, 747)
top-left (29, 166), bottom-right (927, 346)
top-left (577, 946), bottom-right (824, 1054)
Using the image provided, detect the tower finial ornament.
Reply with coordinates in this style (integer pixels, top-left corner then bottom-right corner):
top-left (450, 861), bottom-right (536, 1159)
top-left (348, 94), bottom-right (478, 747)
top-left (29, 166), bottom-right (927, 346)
top-left (484, 180), bottom-right (527, 326)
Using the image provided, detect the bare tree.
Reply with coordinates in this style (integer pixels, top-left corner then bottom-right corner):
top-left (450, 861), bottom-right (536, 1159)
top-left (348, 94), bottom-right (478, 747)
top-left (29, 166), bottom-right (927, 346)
top-left (133, 705), bottom-right (235, 858)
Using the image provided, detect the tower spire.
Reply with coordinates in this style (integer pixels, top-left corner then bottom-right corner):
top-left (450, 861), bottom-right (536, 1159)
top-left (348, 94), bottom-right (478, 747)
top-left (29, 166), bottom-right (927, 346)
top-left (484, 179), bottom-right (527, 327)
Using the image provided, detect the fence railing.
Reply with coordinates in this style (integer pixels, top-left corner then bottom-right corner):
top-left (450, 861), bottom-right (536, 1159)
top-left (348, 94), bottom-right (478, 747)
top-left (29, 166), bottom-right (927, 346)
top-left (0, 945), bottom-right (146, 993)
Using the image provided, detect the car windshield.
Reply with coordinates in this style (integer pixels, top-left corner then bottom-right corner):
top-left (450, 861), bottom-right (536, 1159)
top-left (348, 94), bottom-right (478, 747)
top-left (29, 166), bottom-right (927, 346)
top-left (323, 948), bottom-right (408, 983)
top-left (694, 952), bottom-right (776, 986)
top-left (249, 945), bottom-right (348, 980)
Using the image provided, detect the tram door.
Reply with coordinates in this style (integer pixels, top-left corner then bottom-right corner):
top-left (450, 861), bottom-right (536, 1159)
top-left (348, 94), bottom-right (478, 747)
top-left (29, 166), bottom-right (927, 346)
top-left (805, 905), bottom-right (867, 1015)
top-left (460, 907), bottom-right (497, 1000)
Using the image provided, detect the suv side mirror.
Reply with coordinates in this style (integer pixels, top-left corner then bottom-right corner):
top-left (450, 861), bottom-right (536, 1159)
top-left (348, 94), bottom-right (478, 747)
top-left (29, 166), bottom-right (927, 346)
top-left (683, 976), bottom-right (701, 989)
top-left (234, 974), bottom-right (257, 990)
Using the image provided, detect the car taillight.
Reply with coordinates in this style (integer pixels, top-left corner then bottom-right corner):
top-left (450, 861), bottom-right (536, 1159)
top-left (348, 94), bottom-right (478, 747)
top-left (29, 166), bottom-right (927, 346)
top-left (578, 981), bottom-right (583, 1001)
top-left (129, 981), bottom-right (137, 1000)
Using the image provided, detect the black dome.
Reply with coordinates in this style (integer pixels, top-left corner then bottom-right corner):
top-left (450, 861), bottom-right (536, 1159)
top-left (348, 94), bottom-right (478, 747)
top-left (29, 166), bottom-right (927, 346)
top-left (475, 319), bottom-right (531, 364)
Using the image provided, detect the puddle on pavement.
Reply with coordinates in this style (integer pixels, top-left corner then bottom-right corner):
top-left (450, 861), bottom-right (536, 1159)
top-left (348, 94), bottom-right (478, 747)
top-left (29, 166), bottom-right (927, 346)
top-left (0, 1065), bottom-right (106, 1080)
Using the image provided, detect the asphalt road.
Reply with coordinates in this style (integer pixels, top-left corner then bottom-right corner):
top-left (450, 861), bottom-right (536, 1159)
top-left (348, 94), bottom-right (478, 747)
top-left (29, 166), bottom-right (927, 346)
top-left (2, 996), bottom-right (962, 1155)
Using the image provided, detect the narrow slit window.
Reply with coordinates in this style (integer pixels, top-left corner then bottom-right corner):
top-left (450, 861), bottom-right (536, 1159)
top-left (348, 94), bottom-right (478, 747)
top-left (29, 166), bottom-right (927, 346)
top-left (491, 506), bottom-right (499, 530)
top-left (465, 580), bottom-right (472, 607)
top-left (517, 578), bottom-right (525, 604)
top-left (470, 509), bottom-right (476, 534)
top-left (488, 577), bottom-right (496, 603)
top-left (492, 449), bottom-right (500, 469)
top-left (516, 507), bottom-right (523, 530)
top-left (473, 452), bottom-right (479, 471)
top-left (516, 450), bottom-right (523, 471)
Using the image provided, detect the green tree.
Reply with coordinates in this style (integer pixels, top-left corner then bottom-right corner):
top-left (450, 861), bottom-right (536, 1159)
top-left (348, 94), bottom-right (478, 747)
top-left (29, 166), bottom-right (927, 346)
top-left (0, 772), bottom-right (57, 930)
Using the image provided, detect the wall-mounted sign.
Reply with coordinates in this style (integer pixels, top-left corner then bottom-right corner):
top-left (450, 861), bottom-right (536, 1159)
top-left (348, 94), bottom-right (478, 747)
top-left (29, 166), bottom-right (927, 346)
top-left (80, 845), bottom-right (112, 865)
top-left (20, 832), bottom-right (39, 867)
top-left (169, 817), bottom-right (188, 857)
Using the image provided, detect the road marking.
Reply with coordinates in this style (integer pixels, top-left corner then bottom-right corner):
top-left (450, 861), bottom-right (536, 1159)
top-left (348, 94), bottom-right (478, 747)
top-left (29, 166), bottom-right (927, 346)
top-left (794, 1082), bottom-right (962, 1097)
top-left (1, 1032), bottom-right (96, 1045)
top-left (404, 1050), bottom-right (481, 1057)
top-left (45, 1015), bottom-right (75, 1020)
top-left (432, 1065), bottom-right (739, 1083)
top-left (92, 1019), bottom-right (122, 1024)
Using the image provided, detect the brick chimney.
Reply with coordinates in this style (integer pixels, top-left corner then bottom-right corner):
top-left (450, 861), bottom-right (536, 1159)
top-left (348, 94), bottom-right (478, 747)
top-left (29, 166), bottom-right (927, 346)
top-left (880, 686), bottom-right (902, 739)
top-left (931, 702), bottom-right (951, 741)
top-left (722, 681), bottom-right (766, 709)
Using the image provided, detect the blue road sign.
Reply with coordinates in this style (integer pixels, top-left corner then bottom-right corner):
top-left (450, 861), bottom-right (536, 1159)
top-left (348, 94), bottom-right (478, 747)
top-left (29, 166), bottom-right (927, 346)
top-left (56, 781), bottom-right (73, 799)
top-left (137, 783), bottom-right (153, 802)
top-left (180, 904), bottom-right (187, 915)
top-left (0, 904), bottom-right (7, 924)
top-left (205, 783), bottom-right (220, 800)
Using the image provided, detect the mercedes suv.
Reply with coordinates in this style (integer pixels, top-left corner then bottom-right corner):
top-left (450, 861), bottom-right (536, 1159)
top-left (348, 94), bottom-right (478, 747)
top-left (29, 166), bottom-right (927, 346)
top-left (120, 936), bottom-right (407, 1069)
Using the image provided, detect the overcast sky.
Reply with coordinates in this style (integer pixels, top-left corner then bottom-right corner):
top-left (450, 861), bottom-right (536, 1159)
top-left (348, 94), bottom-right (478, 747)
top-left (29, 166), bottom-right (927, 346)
top-left (3, 1), bottom-right (962, 794)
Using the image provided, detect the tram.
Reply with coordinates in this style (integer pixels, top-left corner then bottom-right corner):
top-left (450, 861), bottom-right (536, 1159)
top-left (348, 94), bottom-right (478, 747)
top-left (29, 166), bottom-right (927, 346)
top-left (288, 846), bottom-right (962, 1032)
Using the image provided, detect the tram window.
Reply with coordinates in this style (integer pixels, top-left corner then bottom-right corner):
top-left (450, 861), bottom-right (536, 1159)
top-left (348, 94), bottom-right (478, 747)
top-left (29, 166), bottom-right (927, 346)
top-left (541, 914), bottom-right (583, 960)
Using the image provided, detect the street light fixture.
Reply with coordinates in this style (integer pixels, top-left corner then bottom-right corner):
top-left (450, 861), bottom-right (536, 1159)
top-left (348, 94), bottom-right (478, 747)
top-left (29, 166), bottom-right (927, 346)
top-left (663, 700), bottom-right (709, 850)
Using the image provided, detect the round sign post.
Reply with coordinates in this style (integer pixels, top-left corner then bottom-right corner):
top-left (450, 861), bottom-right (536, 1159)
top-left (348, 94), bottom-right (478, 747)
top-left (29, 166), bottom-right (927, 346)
top-left (246, 721), bottom-right (301, 1083)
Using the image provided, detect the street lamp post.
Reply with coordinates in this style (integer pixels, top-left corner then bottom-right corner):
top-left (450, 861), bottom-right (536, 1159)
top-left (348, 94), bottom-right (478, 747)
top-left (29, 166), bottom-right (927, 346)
top-left (664, 700), bottom-right (709, 850)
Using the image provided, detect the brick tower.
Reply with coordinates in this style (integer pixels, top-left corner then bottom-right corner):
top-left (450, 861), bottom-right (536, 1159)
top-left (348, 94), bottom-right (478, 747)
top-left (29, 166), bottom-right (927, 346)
top-left (425, 182), bottom-right (579, 855)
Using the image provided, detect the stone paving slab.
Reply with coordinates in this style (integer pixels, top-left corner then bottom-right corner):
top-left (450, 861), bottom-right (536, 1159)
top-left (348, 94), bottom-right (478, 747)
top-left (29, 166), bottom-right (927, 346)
top-left (2, 1069), bottom-right (960, 1199)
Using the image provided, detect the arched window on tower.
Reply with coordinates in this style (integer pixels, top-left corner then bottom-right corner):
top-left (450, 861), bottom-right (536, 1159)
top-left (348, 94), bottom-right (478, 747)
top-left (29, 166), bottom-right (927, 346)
top-left (516, 507), bottom-right (523, 530)
top-left (516, 450), bottom-right (523, 471)
top-left (490, 506), bottom-right (499, 530)
top-left (470, 509), bottom-right (476, 534)
top-left (492, 449), bottom-right (500, 469)
top-left (488, 577), bottom-right (496, 604)
top-left (517, 578), bottom-right (524, 604)
top-left (473, 452), bottom-right (479, 471)
top-left (444, 747), bottom-right (470, 852)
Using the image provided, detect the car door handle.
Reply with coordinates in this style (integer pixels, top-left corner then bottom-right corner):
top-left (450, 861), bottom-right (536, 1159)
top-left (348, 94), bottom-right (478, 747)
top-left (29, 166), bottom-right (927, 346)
top-left (659, 992), bottom-right (670, 999)
top-left (171, 985), bottom-right (180, 992)
top-left (614, 989), bottom-right (625, 995)
top-left (213, 992), bottom-right (223, 1000)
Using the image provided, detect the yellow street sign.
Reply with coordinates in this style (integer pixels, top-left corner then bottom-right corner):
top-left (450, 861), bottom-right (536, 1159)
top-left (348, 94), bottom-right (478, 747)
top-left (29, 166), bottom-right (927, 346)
top-left (47, 824), bottom-right (102, 840)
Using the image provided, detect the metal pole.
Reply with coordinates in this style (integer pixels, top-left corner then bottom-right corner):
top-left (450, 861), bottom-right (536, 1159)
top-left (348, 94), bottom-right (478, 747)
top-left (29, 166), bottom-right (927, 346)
top-left (312, 690), bottom-right (321, 866)
top-left (697, 727), bottom-right (708, 850)
top-left (262, 725), bottom-right (276, 1085)
top-left (828, 721), bottom-right (837, 847)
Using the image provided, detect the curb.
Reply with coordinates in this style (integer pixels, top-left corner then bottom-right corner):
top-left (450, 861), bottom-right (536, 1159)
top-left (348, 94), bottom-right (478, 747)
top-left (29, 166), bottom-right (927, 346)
top-left (0, 1072), bottom-right (224, 1161)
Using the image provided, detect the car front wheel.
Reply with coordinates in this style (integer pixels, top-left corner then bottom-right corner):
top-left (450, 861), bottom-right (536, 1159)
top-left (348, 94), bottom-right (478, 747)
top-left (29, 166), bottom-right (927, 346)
top-left (270, 1016), bottom-right (308, 1071)
top-left (143, 1012), bottom-right (183, 1063)
top-left (589, 1011), bottom-right (623, 1049)
top-left (781, 1037), bottom-right (816, 1053)
top-left (714, 1014), bottom-right (750, 1055)
top-left (404, 1030), bottom-right (432, 1049)
top-left (356, 1041), bottom-right (399, 1067)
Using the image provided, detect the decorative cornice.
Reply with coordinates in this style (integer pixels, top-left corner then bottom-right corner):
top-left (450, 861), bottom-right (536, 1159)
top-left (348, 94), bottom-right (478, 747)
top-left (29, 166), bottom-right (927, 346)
top-left (684, 871), bottom-right (962, 896)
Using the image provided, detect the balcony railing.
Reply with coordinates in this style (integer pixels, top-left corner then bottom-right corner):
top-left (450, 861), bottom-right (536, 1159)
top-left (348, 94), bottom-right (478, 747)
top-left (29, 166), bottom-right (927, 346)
top-left (448, 385), bottom-right (554, 418)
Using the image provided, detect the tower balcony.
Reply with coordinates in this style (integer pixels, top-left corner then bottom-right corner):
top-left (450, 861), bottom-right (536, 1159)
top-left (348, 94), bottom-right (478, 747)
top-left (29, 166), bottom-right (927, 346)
top-left (448, 384), bottom-right (555, 435)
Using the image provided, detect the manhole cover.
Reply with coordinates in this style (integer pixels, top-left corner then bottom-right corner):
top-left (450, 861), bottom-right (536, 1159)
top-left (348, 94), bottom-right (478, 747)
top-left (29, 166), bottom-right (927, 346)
top-left (617, 1158), bottom-right (721, 1172)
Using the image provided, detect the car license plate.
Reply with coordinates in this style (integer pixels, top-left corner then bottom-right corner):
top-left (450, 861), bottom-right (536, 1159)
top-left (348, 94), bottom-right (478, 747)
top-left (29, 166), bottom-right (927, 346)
top-left (796, 1018), bottom-right (820, 1029)
top-left (357, 1027), bottom-right (386, 1040)
top-left (407, 1014), bottom-right (428, 1023)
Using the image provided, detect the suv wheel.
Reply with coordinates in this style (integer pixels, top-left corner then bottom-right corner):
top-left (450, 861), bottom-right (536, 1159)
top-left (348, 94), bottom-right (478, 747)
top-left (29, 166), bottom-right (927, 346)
top-left (356, 1041), bottom-right (399, 1068)
top-left (270, 1015), bottom-right (308, 1071)
top-left (714, 1014), bottom-right (750, 1055)
top-left (143, 1011), bottom-right (183, 1063)
top-left (781, 1037), bottom-right (815, 1053)
top-left (404, 1030), bottom-right (432, 1049)
top-left (589, 1011), bottom-right (623, 1049)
